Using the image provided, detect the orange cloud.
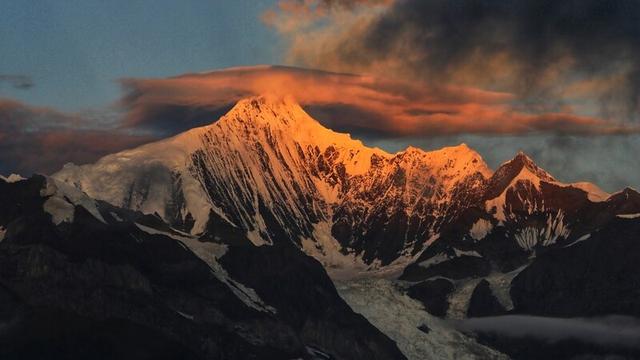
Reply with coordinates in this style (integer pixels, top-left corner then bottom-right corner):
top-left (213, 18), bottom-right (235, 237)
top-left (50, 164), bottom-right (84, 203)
top-left (264, 0), bottom-right (640, 126)
top-left (119, 65), bottom-right (638, 137)
top-left (0, 98), bottom-right (152, 175)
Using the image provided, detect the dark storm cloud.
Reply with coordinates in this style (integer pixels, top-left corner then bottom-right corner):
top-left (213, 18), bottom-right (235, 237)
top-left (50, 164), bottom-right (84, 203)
top-left (261, 2), bottom-right (640, 191)
top-left (0, 99), bottom-right (152, 176)
top-left (269, 0), bottom-right (640, 124)
top-left (0, 75), bottom-right (34, 90)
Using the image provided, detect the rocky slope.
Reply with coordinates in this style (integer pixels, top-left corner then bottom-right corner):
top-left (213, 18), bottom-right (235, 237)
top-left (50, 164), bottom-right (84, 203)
top-left (397, 154), bottom-right (640, 359)
top-left (53, 95), bottom-right (522, 274)
top-left (0, 175), bottom-right (405, 360)
top-left (49, 94), bottom-right (640, 359)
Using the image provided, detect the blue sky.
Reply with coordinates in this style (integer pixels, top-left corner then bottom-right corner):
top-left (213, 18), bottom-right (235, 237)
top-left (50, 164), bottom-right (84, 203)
top-left (0, 0), bottom-right (279, 110)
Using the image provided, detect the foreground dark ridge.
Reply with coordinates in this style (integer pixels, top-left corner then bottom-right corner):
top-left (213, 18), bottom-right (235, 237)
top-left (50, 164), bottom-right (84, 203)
top-left (0, 175), bottom-right (405, 360)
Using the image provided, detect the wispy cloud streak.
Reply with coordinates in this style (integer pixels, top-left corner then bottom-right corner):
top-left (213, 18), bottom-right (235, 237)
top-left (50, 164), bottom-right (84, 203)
top-left (120, 66), bottom-right (637, 137)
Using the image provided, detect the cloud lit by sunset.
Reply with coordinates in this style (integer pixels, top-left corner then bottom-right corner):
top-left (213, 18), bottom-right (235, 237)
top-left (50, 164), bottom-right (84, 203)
top-left (120, 66), bottom-right (636, 137)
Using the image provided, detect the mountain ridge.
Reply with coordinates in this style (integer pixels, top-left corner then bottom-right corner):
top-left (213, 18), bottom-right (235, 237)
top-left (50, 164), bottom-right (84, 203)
top-left (53, 94), bottom-right (619, 275)
top-left (6, 94), bottom-right (640, 359)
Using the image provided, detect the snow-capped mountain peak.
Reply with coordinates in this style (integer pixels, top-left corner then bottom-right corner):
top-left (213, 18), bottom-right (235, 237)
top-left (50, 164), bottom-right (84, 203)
top-left (212, 94), bottom-right (390, 177)
top-left (54, 95), bottom-right (623, 274)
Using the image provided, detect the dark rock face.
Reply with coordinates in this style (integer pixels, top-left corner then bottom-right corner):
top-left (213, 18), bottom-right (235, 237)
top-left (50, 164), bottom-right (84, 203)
top-left (392, 153), bottom-right (640, 360)
top-left (22, 97), bottom-right (640, 358)
top-left (406, 279), bottom-right (454, 317)
top-left (399, 151), bottom-right (640, 319)
top-left (0, 304), bottom-right (202, 360)
top-left (220, 243), bottom-right (407, 360)
top-left (0, 176), bottom-right (406, 360)
top-left (510, 218), bottom-right (640, 318)
top-left (0, 177), bottom-right (302, 359)
top-left (466, 280), bottom-right (506, 318)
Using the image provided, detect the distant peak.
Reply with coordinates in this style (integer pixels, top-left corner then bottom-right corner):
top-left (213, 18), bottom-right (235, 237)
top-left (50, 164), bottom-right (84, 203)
top-left (488, 151), bottom-right (556, 194)
top-left (504, 151), bottom-right (539, 170)
top-left (620, 187), bottom-right (640, 197)
top-left (513, 150), bottom-right (533, 162)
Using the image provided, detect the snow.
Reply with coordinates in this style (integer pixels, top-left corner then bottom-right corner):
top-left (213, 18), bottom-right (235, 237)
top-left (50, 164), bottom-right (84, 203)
top-left (469, 218), bottom-right (493, 240)
top-left (445, 265), bottom-right (526, 318)
top-left (419, 249), bottom-right (481, 270)
top-left (514, 211), bottom-right (570, 251)
top-left (485, 166), bottom-right (543, 222)
top-left (454, 248), bottom-right (482, 258)
top-left (301, 222), bottom-right (368, 278)
top-left (567, 182), bottom-right (609, 202)
top-left (302, 222), bottom-right (419, 280)
top-left (54, 147), bottom-right (216, 235)
top-left (484, 155), bottom-right (607, 222)
top-left (53, 122), bottom-right (229, 236)
top-left (176, 310), bottom-right (195, 321)
top-left (418, 253), bottom-right (450, 269)
top-left (54, 95), bottom-right (494, 257)
top-left (447, 278), bottom-right (483, 319)
top-left (42, 196), bottom-right (76, 225)
top-left (564, 233), bottom-right (591, 248)
top-left (335, 278), bottom-right (508, 360)
top-left (51, 94), bottom-right (608, 276)
top-left (420, 143), bottom-right (492, 179)
top-left (246, 229), bottom-right (268, 246)
top-left (305, 346), bottom-right (332, 360)
top-left (0, 173), bottom-right (25, 183)
top-left (482, 265), bottom-right (527, 311)
top-left (540, 180), bottom-right (609, 202)
top-left (617, 213), bottom-right (640, 219)
top-left (110, 212), bottom-right (123, 222)
top-left (41, 177), bottom-right (106, 225)
top-left (426, 233), bottom-right (440, 246)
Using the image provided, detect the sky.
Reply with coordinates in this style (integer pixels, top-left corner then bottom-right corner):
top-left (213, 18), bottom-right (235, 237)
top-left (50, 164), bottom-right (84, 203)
top-left (1, 0), bottom-right (639, 191)
top-left (0, 0), bottom-right (279, 110)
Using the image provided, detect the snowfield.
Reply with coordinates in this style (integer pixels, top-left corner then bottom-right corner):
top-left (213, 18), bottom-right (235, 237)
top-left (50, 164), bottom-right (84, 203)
top-left (335, 278), bottom-right (508, 360)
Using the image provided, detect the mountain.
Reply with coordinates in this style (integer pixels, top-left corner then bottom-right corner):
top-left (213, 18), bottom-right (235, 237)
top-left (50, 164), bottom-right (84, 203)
top-left (400, 151), bottom-right (640, 316)
top-left (53, 95), bottom-right (509, 274)
top-left (8, 94), bottom-right (640, 359)
top-left (55, 95), bottom-right (614, 277)
top-left (0, 175), bottom-right (405, 360)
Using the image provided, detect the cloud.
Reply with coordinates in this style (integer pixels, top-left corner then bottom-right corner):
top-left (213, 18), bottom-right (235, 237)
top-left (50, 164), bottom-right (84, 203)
top-left (119, 65), bottom-right (636, 137)
top-left (262, 0), bottom-right (391, 32)
top-left (2, 65), bottom-right (639, 187)
top-left (0, 75), bottom-right (34, 90)
top-left (265, 0), bottom-right (640, 125)
top-left (0, 99), bottom-right (152, 176)
top-left (453, 315), bottom-right (640, 350)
